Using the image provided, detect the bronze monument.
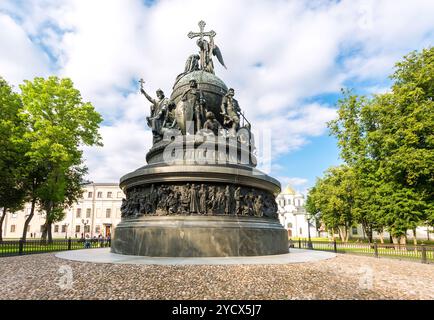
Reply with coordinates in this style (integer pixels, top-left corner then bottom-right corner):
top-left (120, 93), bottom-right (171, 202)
top-left (111, 21), bottom-right (288, 257)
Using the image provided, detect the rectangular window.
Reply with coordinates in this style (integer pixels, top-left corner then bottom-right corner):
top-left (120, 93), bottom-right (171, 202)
top-left (88, 192), bottom-right (93, 198)
top-left (76, 208), bottom-right (82, 218)
top-left (54, 225), bottom-right (59, 233)
top-left (95, 225), bottom-right (101, 234)
top-left (10, 225), bottom-right (16, 233)
top-left (299, 228), bottom-right (302, 235)
top-left (107, 192), bottom-right (112, 198)
top-left (62, 225), bottom-right (67, 233)
top-left (84, 225), bottom-right (90, 233)
top-left (40, 225), bottom-right (45, 232)
top-left (97, 192), bottom-right (103, 198)
top-left (75, 225), bottom-right (81, 233)
top-left (106, 208), bottom-right (111, 218)
top-left (352, 227), bottom-right (358, 235)
top-left (86, 208), bottom-right (91, 218)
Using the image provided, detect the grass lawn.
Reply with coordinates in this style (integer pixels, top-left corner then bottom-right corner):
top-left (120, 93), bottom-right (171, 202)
top-left (291, 236), bottom-right (434, 245)
top-left (0, 239), bottom-right (109, 256)
top-left (292, 240), bottom-right (434, 263)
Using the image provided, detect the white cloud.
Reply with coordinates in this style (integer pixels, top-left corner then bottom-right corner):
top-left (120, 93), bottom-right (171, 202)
top-left (1, 0), bottom-right (434, 182)
top-left (0, 13), bottom-right (50, 85)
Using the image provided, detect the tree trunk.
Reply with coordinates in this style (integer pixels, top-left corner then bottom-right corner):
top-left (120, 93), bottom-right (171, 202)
top-left (379, 232), bottom-right (384, 244)
top-left (412, 229), bottom-right (417, 245)
top-left (22, 197), bottom-right (36, 240)
top-left (338, 226), bottom-right (348, 243)
top-left (367, 228), bottom-right (373, 244)
top-left (0, 207), bottom-right (7, 242)
top-left (47, 222), bottom-right (53, 243)
top-left (41, 204), bottom-right (53, 243)
top-left (41, 222), bottom-right (48, 242)
top-left (41, 222), bottom-right (53, 243)
top-left (362, 222), bottom-right (373, 244)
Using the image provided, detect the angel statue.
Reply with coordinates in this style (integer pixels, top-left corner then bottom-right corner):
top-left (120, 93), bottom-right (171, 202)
top-left (188, 20), bottom-right (226, 74)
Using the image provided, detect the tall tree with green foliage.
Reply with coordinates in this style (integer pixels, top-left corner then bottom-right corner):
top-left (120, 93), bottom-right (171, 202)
top-left (18, 76), bottom-right (103, 241)
top-left (0, 77), bottom-right (27, 241)
top-left (327, 47), bottom-right (434, 244)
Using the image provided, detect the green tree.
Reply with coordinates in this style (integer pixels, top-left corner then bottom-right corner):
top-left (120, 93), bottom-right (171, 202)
top-left (18, 76), bottom-right (103, 241)
top-left (328, 47), bottom-right (434, 244)
top-left (307, 166), bottom-right (355, 242)
top-left (0, 78), bottom-right (27, 241)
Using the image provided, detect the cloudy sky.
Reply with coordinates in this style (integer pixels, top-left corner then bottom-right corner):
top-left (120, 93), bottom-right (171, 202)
top-left (1, 0), bottom-right (433, 193)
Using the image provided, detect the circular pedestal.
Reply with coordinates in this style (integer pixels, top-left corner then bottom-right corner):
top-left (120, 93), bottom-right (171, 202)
top-left (111, 216), bottom-right (288, 257)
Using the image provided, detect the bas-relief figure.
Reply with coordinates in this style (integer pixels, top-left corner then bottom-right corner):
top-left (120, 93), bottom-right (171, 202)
top-left (199, 184), bottom-right (207, 214)
top-left (121, 183), bottom-right (278, 219)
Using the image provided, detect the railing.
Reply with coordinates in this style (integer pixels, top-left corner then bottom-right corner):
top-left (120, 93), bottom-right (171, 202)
top-left (0, 238), bottom-right (111, 258)
top-left (290, 239), bottom-right (434, 264)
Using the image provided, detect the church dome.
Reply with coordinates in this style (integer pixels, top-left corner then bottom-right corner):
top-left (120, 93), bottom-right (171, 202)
top-left (282, 184), bottom-right (296, 195)
top-left (170, 71), bottom-right (228, 125)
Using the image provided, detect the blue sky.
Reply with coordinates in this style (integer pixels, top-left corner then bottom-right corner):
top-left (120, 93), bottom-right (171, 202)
top-left (1, 0), bottom-right (433, 194)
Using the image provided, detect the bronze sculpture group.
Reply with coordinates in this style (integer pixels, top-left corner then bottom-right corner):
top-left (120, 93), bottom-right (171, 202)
top-left (140, 20), bottom-right (251, 144)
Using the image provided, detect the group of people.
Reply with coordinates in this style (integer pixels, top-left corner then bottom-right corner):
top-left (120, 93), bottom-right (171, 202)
top-left (81, 234), bottom-right (111, 249)
top-left (121, 183), bottom-right (278, 218)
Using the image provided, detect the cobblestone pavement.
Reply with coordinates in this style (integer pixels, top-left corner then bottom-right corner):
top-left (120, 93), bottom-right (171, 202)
top-left (0, 253), bottom-right (433, 300)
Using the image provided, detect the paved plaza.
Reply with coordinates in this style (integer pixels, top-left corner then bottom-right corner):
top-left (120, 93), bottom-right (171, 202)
top-left (0, 251), bottom-right (433, 300)
top-left (55, 248), bottom-right (335, 265)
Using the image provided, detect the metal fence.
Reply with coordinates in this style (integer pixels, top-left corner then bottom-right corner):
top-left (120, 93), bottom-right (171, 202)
top-left (290, 239), bottom-right (434, 264)
top-left (0, 238), bottom-right (111, 258)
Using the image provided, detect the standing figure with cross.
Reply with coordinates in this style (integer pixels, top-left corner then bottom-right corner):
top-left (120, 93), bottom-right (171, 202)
top-left (188, 20), bottom-right (226, 74)
top-left (139, 79), bottom-right (170, 143)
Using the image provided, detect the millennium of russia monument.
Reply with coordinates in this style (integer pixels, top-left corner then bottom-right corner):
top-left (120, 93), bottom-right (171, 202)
top-left (111, 21), bottom-right (288, 257)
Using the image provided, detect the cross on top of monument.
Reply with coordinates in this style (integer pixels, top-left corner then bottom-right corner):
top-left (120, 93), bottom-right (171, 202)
top-left (188, 20), bottom-right (216, 40)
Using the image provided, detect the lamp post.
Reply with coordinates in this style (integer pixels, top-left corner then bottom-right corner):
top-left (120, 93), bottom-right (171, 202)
top-left (81, 219), bottom-right (89, 238)
top-left (82, 219), bottom-right (90, 248)
top-left (64, 223), bottom-right (69, 239)
top-left (307, 215), bottom-right (313, 249)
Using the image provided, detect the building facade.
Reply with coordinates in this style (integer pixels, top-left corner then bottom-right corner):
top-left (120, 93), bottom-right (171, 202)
top-left (277, 185), bottom-right (317, 239)
top-left (2, 183), bottom-right (124, 239)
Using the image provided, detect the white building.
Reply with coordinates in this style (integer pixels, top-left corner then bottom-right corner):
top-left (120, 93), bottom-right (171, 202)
top-left (276, 185), bottom-right (317, 239)
top-left (2, 183), bottom-right (124, 239)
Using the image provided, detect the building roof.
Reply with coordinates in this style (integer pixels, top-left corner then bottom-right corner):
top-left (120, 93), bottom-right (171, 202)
top-left (83, 182), bottom-right (120, 187)
top-left (281, 184), bottom-right (296, 195)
